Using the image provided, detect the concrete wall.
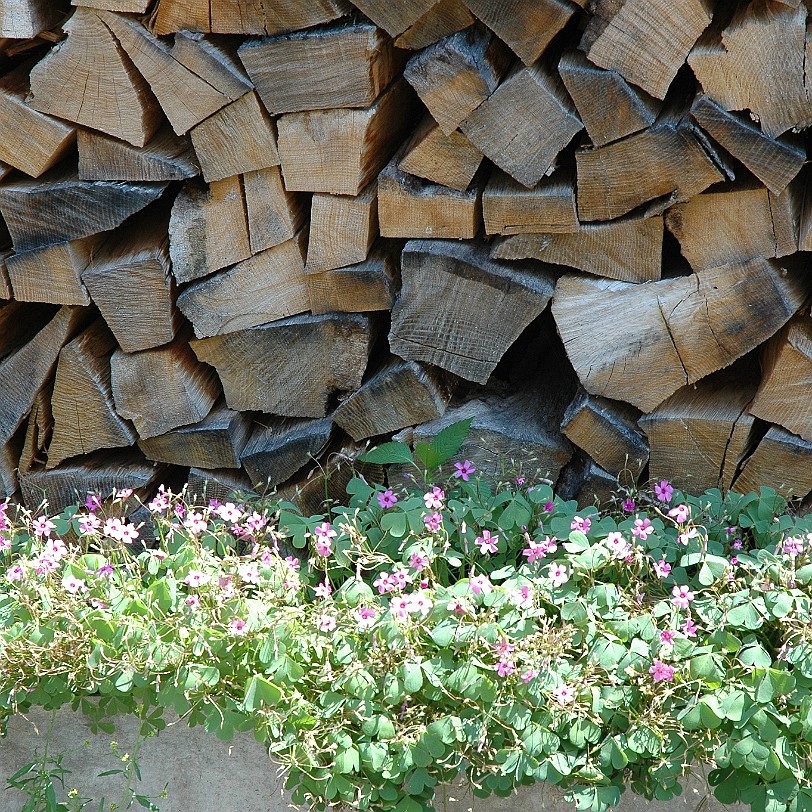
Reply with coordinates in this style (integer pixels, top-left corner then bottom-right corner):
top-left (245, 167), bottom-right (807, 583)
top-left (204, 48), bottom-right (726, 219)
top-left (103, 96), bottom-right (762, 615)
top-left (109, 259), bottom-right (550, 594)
top-left (0, 709), bottom-right (741, 812)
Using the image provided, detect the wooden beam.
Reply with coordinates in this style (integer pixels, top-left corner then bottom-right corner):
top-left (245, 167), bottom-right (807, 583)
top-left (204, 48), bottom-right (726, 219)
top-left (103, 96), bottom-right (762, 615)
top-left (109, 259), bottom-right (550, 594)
top-left (110, 331), bottom-right (221, 439)
top-left (189, 91), bottom-right (280, 182)
top-left (77, 124), bottom-right (200, 182)
top-left (482, 168), bottom-right (578, 235)
top-left (0, 165), bottom-right (168, 252)
top-left (403, 24), bottom-right (511, 135)
top-left (349, 0), bottom-right (438, 37)
top-left (493, 215), bottom-right (662, 283)
top-left (690, 94), bottom-right (805, 195)
top-left (1, 0), bottom-right (60, 38)
top-left (334, 359), bottom-right (452, 441)
top-left (394, 0), bottom-right (475, 50)
top-left (168, 175), bottom-right (251, 284)
top-left (732, 426), bottom-right (812, 500)
top-left (28, 8), bottom-right (162, 147)
top-left (47, 318), bottom-right (137, 469)
top-left (238, 21), bottom-right (401, 115)
top-left (276, 77), bottom-right (419, 195)
top-left (138, 402), bottom-right (251, 468)
top-left (460, 61), bottom-right (582, 187)
top-left (243, 166), bottom-right (306, 255)
top-left (390, 238), bottom-right (555, 383)
top-left (582, 0), bottom-right (712, 100)
top-left (177, 229), bottom-right (310, 338)
top-left (306, 181), bottom-right (378, 274)
top-left (190, 313), bottom-right (373, 418)
top-left (558, 49), bottom-right (660, 147)
top-left (398, 115), bottom-right (483, 192)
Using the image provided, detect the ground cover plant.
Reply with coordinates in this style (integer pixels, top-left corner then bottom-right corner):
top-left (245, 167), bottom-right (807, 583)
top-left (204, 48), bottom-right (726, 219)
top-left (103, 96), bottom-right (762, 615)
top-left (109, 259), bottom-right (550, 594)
top-left (1, 422), bottom-right (812, 812)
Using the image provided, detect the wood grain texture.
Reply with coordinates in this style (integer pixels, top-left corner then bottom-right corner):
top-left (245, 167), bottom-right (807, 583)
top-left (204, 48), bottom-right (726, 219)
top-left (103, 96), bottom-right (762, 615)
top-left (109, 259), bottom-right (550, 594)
top-left (463, 0), bottom-right (576, 65)
top-left (28, 8), bottom-right (162, 147)
top-left (20, 382), bottom-right (51, 478)
top-left (73, 0), bottom-right (150, 11)
top-left (403, 24), bottom-right (511, 135)
top-left (239, 22), bottom-right (401, 115)
top-left (733, 426), bottom-right (812, 499)
top-left (190, 91), bottom-right (280, 182)
top-left (186, 466), bottom-right (255, 502)
top-left (243, 166), bottom-right (306, 255)
top-left (110, 331), bottom-right (221, 439)
top-left (493, 215), bottom-right (662, 283)
top-left (390, 238), bottom-right (555, 383)
top-left (306, 182), bottom-right (378, 273)
top-left (460, 61), bottom-right (582, 187)
top-left (190, 313), bottom-right (373, 417)
top-left (169, 31), bottom-right (252, 100)
top-left (557, 453), bottom-right (618, 506)
top-left (394, 0), bottom-right (475, 50)
top-left (47, 318), bottom-right (137, 469)
top-left (277, 78), bottom-right (419, 194)
top-left (690, 94), bottom-right (805, 195)
top-left (688, 1), bottom-right (812, 137)
top-left (582, 0), bottom-right (712, 100)
top-left (77, 124), bottom-right (200, 182)
top-left (482, 168), bottom-right (578, 235)
top-left (558, 49), bottom-right (660, 147)
top-left (177, 229), bottom-right (310, 338)
top-left (0, 0), bottom-right (59, 37)
top-left (334, 359), bottom-right (452, 440)
top-left (138, 402), bottom-right (251, 468)
top-left (349, 0), bottom-right (438, 36)
top-left (168, 175), bottom-right (251, 284)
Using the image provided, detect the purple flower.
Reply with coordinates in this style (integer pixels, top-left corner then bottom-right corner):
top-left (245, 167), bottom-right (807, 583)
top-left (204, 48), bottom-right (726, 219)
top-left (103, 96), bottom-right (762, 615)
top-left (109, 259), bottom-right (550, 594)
top-left (622, 498), bottom-right (636, 513)
top-left (659, 630), bottom-right (676, 646)
top-left (570, 516), bottom-right (591, 534)
top-left (653, 559), bottom-right (671, 578)
top-left (732, 539), bottom-right (743, 550)
top-left (377, 489), bottom-right (398, 509)
top-left (543, 501), bottom-right (555, 513)
top-left (454, 460), bottom-right (476, 481)
top-left (654, 480), bottom-right (674, 503)
top-left (85, 493), bottom-right (102, 511)
top-left (649, 659), bottom-right (675, 683)
top-left (516, 477), bottom-right (526, 486)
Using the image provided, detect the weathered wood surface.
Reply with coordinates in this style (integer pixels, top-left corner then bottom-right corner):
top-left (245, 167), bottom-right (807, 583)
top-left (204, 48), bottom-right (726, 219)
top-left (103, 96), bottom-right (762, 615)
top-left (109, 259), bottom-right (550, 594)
top-left (349, 0), bottom-right (438, 37)
top-left (394, 0), bottom-right (475, 50)
top-left (243, 166), bottom-right (306, 255)
top-left (733, 426), bottom-right (812, 499)
top-left (1, 0), bottom-right (59, 37)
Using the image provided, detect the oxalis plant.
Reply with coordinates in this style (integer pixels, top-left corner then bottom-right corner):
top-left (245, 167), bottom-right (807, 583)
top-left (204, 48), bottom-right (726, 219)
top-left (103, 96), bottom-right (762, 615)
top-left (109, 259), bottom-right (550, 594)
top-left (1, 419), bottom-right (812, 812)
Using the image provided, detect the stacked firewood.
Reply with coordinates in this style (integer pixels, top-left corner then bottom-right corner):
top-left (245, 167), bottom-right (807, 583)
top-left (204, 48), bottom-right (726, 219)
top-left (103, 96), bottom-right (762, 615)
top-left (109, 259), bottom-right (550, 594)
top-left (1, 0), bottom-right (812, 513)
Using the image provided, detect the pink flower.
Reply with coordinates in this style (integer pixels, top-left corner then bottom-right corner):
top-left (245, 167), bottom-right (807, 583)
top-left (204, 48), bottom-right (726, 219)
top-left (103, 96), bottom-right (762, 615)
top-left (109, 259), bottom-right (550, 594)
top-left (314, 581), bottom-right (332, 599)
top-left (238, 562), bottom-right (260, 584)
top-left (605, 532), bottom-right (631, 559)
top-left (79, 514), bottom-right (101, 535)
top-left (374, 572), bottom-right (394, 594)
top-left (680, 618), bottom-right (698, 637)
top-left (509, 584), bottom-right (534, 609)
top-left (62, 574), bottom-right (87, 594)
top-left (314, 539), bottom-right (333, 557)
top-left (668, 504), bottom-right (690, 524)
top-left (654, 480), bottom-right (674, 503)
top-left (185, 595), bottom-right (201, 610)
top-left (184, 569), bottom-right (210, 588)
top-left (355, 605), bottom-right (377, 629)
top-left (671, 585), bottom-right (695, 609)
top-left (45, 538), bottom-right (68, 561)
top-left (85, 494), bottom-right (102, 511)
top-left (548, 563), bottom-right (569, 588)
top-left (447, 597), bottom-right (473, 616)
top-left (316, 613), bottom-right (336, 633)
top-left (391, 567), bottom-right (412, 590)
top-left (552, 684), bottom-right (576, 704)
top-left (496, 658), bottom-right (515, 677)
top-left (148, 493), bottom-right (169, 513)
top-left (423, 511), bottom-right (443, 532)
top-left (6, 565), bottom-right (23, 582)
top-left (284, 556), bottom-right (300, 570)
top-left (390, 595), bottom-right (411, 620)
top-left (115, 488), bottom-right (134, 499)
top-left (230, 618), bottom-right (248, 636)
top-left (522, 535), bottom-right (557, 564)
top-left (475, 529), bottom-right (499, 555)
top-left (632, 517), bottom-right (653, 540)
top-left (423, 487), bottom-right (445, 510)
top-left (732, 539), bottom-right (743, 551)
top-left (494, 638), bottom-right (516, 656)
top-left (454, 460), bottom-right (476, 481)
top-left (34, 555), bottom-right (58, 575)
top-left (521, 669), bottom-right (539, 683)
top-left (678, 528), bottom-right (699, 545)
top-left (409, 552), bottom-right (429, 572)
top-left (653, 559), bottom-right (672, 578)
top-left (314, 522), bottom-right (337, 541)
top-left (377, 490), bottom-right (398, 509)
top-left (649, 659), bottom-right (675, 683)
top-left (102, 517), bottom-right (125, 541)
top-left (216, 502), bottom-right (244, 523)
top-left (659, 630), bottom-right (676, 647)
top-left (407, 591), bottom-right (432, 617)
top-left (32, 516), bottom-right (56, 538)
top-left (469, 574), bottom-right (493, 595)
top-left (118, 523), bottom-right (139, 543)
top-left (184, 511), bottom-right (207, 535)
top-left (570, 516), bottom-right (591, 534)
top-left (782, 536), bottom-right (804, 558)
top-left (0, 536), bottom-right (9, 552)
top-left (516, 477), bottom-right (526, 486)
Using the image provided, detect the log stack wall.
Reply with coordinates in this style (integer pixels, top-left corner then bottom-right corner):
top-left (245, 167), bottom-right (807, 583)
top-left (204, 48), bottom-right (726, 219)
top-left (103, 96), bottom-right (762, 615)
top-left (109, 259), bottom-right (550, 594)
top-left (1, 0), bottom-right (812, 511)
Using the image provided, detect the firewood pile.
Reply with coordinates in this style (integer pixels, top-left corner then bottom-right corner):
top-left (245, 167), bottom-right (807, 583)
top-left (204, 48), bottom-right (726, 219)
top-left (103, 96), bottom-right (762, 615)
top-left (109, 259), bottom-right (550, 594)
top-left (1, 0), bottom-right (812, 512)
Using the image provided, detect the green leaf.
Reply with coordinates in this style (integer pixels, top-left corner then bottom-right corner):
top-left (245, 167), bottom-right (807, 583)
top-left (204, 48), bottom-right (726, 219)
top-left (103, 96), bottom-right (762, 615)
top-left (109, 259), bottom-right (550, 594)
top-left (429, 417), bottom-right (474, 465)
top-left (243, 675), bottom-right (282, 711)
top-left (402, 661), bottom-right (424, 693)
top-left (335, 746), bottom-right (360, 774)
top-left (358, 442), bottom-right (414, 465)
top-left (414, 442), bottom-right (443, 472)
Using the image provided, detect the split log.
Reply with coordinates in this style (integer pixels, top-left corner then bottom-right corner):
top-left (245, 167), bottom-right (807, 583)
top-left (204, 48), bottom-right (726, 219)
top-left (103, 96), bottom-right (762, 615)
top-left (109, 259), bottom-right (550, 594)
top-left (243, 166), bottom-right (306, 255)
top-left (241, 416), bottom-right (333, 490)
top-left (750, 316), bottom-right (812, 444)
top-left (6, 237), bottom-right (97, 305)
top-left (398, 115), bottom-right (483, 192)
top-left (306, 182), bottom-right (378, 274)
top-left (688, 1), bottom-right (812, 138)
top-left (666, 182), bottom-right (801, 271)
top-left (0, 165), bottom-right (168, 252)
top-left (0, 301), bottom-right (56, 361)
top-left (276, 78), bottom-right (419, 195)
top-left (561, 389), bottom-right (648, 476)
top-left (557, 454), bottom-right (618, 506)
top-left (795, 172), bottom-right (812, 252)
top-left (394, 0), bottom-right (475, 50)
top-left (150, 0), bottom-right (351, 36)
top-left (389, 239), bottom-right (556, 383)
top-left (402, 25), bottom-right (511, 135)
top-left (558, 50), bottom-right (660, 147)
top-left (575, 107), bottom-right (727, 222)
top-left (110, 331), bottom-right (221, 439)
top-left (191, 313), bottom-right (373, 418)
top-left (307, 243), bottom-right (399, 314)
top-left (462, 0), bottom-right (576, 65)
top-left (20, 382), bottom-right (52, 477)
top-left (0, 249), bottom-right (11, 298)
top-left (689, 94), bottom-right (805, 195)
top-left (1, 0), bottom-right (59, 37)
top-left (21, 449), bottom-right (167, 514)
top-left (77, 124), bottom-right (200, 182)
top-left (378, 149), bottom-right (484, 240)
top-left (27, 8), bottom-right (163, 147)
top-left (169, 31), bottom-right (252, 99)
top-left (349, 0), bottom-right (438, 37)
top-left (238, 22), bottom-right (401, 115)
top-left (0, 434), bottom-right (21, 497)
top-left (639, 366), bottom-right (758, 493)
top-left (552, 259), bottom-right (810, 412)
top-left (460, 61), bottom-right (582, 187)
top-left (177, 229), bottom-right (310, 338)
top-left (190, 91), bottom-right (280, 182)
top-left (82, 208), bottom-right (179, 353)
top-left (733, 426), bottom-right (812, 500)
top-left (168, 176), bottom-right (251, 284)
top-left (186, 467), bottom-right (255, 503)
top-left (138, 402), bottom-right (251, 469)
top-left (482, 169), bottom-right (578, 235)
top-left (581, 0), bottom-right (712, 100)
top-left (0, 63), bottom-right (75, 177)
top-left (0, 305), bottom-right (92, 442)
top-left (334, 359), bottom-right (452, 441)
top-left (493, 215), bottom-right (663, 283)
top-left (73, 0), bottom-right (150, 11)
top-left (47, 319), bottom-right (137, 469)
